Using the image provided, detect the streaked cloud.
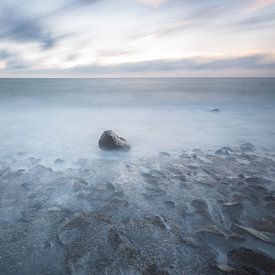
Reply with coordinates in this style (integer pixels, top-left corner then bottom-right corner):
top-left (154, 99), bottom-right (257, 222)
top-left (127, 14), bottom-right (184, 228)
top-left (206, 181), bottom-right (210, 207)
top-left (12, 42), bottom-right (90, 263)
top-left (136, 0), bottom-right (166, 8)
top-left (0, 5), bottom-right (58, 49)
top-left (248, 0), bottom-right (275, 12)
top-left (0, 0), bottom-right (274, 77)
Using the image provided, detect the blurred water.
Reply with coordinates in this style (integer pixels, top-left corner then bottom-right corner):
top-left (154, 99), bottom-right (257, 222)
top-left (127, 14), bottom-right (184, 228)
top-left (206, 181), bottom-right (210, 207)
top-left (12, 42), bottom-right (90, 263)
top-left (0, 78), bottom-right (275, 164)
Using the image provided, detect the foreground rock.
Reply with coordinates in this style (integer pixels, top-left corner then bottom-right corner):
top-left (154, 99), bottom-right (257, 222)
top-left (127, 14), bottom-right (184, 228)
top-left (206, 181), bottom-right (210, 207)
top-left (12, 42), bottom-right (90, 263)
top-left (98, 130), bottom-right (131, 151)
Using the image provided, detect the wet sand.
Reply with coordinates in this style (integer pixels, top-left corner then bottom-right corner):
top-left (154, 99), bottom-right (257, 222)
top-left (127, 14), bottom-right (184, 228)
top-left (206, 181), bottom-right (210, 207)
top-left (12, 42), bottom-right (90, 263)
top-left (0, 144), bottom-right (275, 274)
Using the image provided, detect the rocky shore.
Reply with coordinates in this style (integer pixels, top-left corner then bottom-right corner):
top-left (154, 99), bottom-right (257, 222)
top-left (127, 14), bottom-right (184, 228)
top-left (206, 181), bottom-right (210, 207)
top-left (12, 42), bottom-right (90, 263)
top-left (0, 144), bottom-right (275, 274)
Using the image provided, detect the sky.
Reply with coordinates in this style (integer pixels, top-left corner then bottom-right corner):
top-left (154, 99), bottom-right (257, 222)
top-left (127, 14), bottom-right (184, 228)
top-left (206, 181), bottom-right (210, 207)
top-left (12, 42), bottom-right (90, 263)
top-left (0, 0), bottom-right (275, 77)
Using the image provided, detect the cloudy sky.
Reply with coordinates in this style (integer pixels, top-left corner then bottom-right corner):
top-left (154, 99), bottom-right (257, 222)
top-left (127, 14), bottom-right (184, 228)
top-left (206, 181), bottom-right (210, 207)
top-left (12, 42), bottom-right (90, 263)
top-left (0, 0), bottom-right (275, 77)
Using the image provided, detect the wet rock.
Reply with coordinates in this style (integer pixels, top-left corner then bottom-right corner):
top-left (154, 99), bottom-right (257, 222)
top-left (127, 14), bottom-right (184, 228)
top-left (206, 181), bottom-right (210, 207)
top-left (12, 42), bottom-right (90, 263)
top-left (187, 164), bottom-right (199, 170)
top-left (215, 147), bottom-right (233, 156)
top-left (244, 176), bottom-right (270, 184)
top-left (240, 143), bottom-right (255, 152)
top-left (217, 264), bottom-right (235, 272)
top-left (231, 266), bottom-right (259, 275)
top-left (253, 219), bottom-right (275, 234)
top-left (228, 247), bottom-right (275, 273)
top-left (227, 233), bottom-right (246, 243)
top-left (179, 152), bottom-right (191, 159)
top-left (54, 158), bottom-right (65, 164)
top-left (159, 152), bottom-right (170, 157)
top-left (118, 243), bottom-right (139, 263)
top-left (63, 213), bottom-right (89, 230)
top-left (143, 188), bottom-right (166, 199)
top-left (94, 213), bottom-right (112, 224)
top-left (223, 201), bottom-right (240, 207)
top-left (109, 196), bottom-right (129, 207)
top-left (191, 199), bottom-right (208, 211)
top-left (164, 200), bottom-right (175, 208)
top-left (195, 224), bottom-right (225, 238)
top-left (98, 130), bottom-right (131, 151)
top-left (108, 228), bottom-right (122, 250)
top-left (143, 264), bottom-right (170, 275)
top-left (147, 215), bottom-right (171, 230)
top-left (231, 224), bottom-right (274, 243)
top-left (263, 195), bottom-right (275, 202)
top-left (17, 169), bottom-right (25, 173)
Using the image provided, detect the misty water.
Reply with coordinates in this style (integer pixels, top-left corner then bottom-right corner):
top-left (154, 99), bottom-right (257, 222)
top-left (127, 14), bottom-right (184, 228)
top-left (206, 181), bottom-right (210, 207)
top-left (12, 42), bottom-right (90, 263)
top-left (1, 78), bottom-right (275, 274)
top-left (1, 78), bottom-right (275, 163)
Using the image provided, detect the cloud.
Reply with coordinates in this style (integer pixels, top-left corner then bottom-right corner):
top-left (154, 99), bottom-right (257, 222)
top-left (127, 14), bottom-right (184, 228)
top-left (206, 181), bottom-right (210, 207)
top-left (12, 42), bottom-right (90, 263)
top-left (235, 13), bottom-right (275, 29)
top-left (248, 0), bottom-right (275, 12)
top-left (0, 49), bottom-right (11, 59)
top-left (135, 0), bottom-right (167, 8)
top-left (71, 54), bottom-right (275, 74)
top-left (0, 49), bottom-right (29, 71)
top-left (0, 5), bottom-right (59, 50)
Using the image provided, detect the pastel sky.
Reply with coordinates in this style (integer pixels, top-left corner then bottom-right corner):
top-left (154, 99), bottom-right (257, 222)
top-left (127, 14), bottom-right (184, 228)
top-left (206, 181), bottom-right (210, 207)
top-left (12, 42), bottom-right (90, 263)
top-left (0, 0), bottom-right (275, 77)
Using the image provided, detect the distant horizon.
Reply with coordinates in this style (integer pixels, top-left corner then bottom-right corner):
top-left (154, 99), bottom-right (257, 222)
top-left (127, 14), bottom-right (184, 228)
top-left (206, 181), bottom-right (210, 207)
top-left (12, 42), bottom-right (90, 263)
top-left (1, 76), bottom-right (275, 79)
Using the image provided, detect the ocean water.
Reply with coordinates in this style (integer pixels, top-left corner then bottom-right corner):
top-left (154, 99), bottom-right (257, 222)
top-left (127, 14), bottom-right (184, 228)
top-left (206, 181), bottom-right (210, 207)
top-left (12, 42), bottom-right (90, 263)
top-left (0, 78), bottom-right (275, 164)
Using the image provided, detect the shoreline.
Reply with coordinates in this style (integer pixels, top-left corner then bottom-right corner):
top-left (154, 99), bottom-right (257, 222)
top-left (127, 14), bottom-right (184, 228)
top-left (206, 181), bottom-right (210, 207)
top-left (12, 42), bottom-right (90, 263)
top-left (0, 144), bottom-right (275, 274)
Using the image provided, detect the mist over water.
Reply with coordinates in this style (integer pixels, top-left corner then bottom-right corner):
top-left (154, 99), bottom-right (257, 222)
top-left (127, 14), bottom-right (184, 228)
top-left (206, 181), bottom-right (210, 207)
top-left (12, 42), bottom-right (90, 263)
top-left (0, 78), bottom-right (275, 164)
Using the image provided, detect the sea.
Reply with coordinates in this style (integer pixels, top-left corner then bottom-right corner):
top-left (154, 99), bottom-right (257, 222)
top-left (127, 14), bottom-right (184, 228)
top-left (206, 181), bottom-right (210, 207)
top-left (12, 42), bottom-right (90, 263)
top-left (0, 78), bottom-right (275, 164)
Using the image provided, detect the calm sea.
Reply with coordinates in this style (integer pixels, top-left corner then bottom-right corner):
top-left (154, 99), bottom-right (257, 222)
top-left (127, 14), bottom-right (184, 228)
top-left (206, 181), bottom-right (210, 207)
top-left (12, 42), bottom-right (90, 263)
top-left (0, 78), bottom-right (275, 163)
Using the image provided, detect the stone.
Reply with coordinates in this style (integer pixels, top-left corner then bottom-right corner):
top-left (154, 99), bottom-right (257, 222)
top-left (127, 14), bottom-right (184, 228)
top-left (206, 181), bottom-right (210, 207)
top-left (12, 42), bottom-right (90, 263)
top-left (228, 247), bottom-right (275, 273)
top-left (54, 158), bottom-right (65, 164)
top-left (240, 143), bottom-right (255, 152)
top-left (98, 130), bottom-right (131, 151)
top-left (215, 147), bottom-right (233, 155)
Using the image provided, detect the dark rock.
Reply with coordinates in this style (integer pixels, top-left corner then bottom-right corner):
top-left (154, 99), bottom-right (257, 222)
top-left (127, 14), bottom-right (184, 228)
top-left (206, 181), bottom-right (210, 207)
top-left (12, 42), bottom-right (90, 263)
top-left (164, 200), bottom-right (175, 208)
top-left (210, 108), bottom-right (220, 112)
top-left (215, 147), bottom-right (233, 155)
top-left (191, 199), bottom-right (208, 211)
top-left (98, 130), bottom-right (131, 151)
top-left (108, 228), bottom-right (122, 250)
top-left (231, 267), bottom-right (259, 275)
top-left (54, 158), bottom-right (65, 164)
top-left (159, 152), bottom-right (170, 157)
top-left (240, 143), bottom-right (255, 152)
top-left (228, 247), bottom-right (275, 273)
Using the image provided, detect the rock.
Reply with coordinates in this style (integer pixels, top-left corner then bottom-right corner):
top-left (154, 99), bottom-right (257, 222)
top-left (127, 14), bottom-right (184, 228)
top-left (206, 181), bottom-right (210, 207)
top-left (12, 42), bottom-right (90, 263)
top-left (210, 108), bottom-right (220, 112)
top-left (231, 224), bottom-right (274, 243)
top-left (191, 199), bottom-right (208, 211)
top-left (217, 264), bottom-right (235, 272)
top-left (159, 152), bottom-right (170, 157)
top-left (240, 143), bottom-right (255, 152)
top-left (108, 228), bottom-right (122, 250)
top-left (54, 158), bottom-right (65, 164)
top-left (231, 267), bottom-right (259, 275)
top-left (164, 200), bottom-right (175, 208)
top-left (223, 201), bottom-right (240, 207)
top-left (195, 224), bottom-right (225, 238)
top-left (215, 147), bottom-right (233, 155)
top-left (98, 130), bottom-right (131, 151)
top-left (228, 247), bottom-right (275, 273)
top-left (253, 219), bottom-right (275, 234)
